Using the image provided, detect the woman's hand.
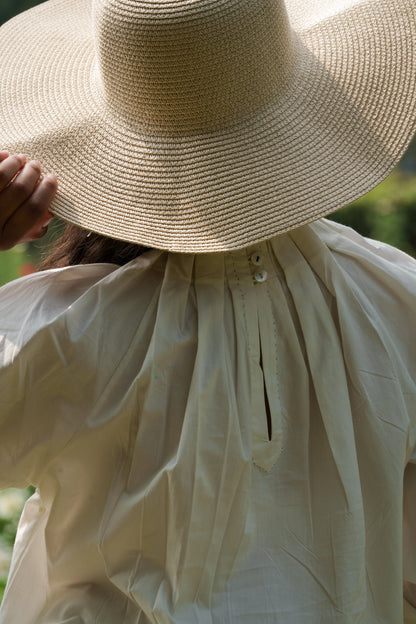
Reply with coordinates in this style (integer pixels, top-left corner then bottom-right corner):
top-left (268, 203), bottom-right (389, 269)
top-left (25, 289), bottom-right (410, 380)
top-left (0, 151), bottom-right (57, 251)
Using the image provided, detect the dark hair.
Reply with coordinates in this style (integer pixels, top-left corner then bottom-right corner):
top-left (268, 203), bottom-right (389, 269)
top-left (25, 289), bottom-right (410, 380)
top-left (40, 223), bottom-right (150, 270)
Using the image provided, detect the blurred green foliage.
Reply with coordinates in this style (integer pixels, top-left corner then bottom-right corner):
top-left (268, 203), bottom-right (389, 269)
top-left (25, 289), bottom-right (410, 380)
top-left (0, 0), bottom-right (41, 24)
top-left (0, 246), bottom-right (28, 286)
top-left (0, 488), bottom-right (34, 601)
top-left (329, 169), bottom-right (416, 257)
top-left (0, 220), bottom-right (63, 287)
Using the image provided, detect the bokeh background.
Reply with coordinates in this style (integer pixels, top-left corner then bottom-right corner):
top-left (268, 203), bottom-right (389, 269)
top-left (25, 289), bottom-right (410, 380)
top-left (1, 0), bottom-right (416, 601)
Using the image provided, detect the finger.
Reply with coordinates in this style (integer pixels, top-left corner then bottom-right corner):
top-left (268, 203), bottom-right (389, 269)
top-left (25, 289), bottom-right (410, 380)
top-left (21, 224), bottom-right (50, 243)
top-left (0, 160), bottom-right (43, 222)
top-left (20, 210), bottom-right (55, 243)
top-left (0, 154), bottom-right (26, 192)
top-left (0, 152), bottom-right (9, 162)
top-left (0, 174), bottom-right (57, 251)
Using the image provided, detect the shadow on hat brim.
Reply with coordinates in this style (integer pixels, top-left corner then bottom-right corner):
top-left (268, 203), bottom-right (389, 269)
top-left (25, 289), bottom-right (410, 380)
top-left (1, 0), bottom-right (416, 252)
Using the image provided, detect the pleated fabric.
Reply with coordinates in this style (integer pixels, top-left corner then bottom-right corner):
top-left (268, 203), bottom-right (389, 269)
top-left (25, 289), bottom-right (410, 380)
top-left (0, 219), bottom-right (415, 623)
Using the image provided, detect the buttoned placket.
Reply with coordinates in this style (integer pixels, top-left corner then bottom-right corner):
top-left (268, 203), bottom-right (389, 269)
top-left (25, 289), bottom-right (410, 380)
top-left (225, 242), bottom-right (285, 472)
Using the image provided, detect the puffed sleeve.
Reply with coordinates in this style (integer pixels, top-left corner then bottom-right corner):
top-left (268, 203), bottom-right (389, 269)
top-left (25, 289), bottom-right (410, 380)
top-left (0, 263), bottom-right (117, 488)
top-left (311, 220), bottom-right (416, 451)
top-left (309, 220), bottom-right (416, 621)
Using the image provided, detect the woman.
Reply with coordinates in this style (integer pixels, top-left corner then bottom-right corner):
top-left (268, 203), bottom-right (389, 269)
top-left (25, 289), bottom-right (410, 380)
top-left (0, 0), bottom-right (416, 622)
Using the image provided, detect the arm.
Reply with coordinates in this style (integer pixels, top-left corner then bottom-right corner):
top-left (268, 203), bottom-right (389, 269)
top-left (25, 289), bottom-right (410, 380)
top-left (0, 151), bottom-right (57, 250)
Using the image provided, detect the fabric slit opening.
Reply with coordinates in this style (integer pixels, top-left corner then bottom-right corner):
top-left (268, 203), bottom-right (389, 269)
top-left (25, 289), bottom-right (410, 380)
top-left (259, 346), bottom-right (272, 442)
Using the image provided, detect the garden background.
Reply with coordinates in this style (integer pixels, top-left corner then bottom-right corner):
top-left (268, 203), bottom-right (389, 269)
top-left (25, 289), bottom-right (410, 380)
top-left (1, 0), bottom-right (416, 602)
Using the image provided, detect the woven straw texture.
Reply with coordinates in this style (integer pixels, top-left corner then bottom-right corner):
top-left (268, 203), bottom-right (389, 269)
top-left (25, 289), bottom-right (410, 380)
top-left (0, 0), bottom-right (416, 252)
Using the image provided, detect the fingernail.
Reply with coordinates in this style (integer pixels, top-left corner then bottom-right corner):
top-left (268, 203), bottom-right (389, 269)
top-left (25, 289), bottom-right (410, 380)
top-left (44, 215), bottom-right (54, 227)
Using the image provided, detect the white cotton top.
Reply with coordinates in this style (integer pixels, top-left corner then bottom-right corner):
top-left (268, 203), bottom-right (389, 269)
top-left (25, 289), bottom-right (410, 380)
top-left (0, 219), bottom-right (415, 623)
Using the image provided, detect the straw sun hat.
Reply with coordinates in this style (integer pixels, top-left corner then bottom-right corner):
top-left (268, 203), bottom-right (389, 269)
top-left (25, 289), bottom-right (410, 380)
top-left (0, 0), bottom-right (415, 252)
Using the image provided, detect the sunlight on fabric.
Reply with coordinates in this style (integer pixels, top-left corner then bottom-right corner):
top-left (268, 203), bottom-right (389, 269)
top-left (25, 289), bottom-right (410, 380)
top-left (287, 0), bottom-right (363, 30)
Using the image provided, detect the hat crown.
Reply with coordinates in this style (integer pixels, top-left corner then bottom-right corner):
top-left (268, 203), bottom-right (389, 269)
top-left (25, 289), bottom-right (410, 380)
top-left (93, 0), bottom-right (295, 134)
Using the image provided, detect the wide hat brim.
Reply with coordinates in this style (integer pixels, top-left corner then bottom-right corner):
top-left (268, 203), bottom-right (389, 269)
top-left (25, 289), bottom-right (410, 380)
top-left (1, 0), bottom-right (416, 252)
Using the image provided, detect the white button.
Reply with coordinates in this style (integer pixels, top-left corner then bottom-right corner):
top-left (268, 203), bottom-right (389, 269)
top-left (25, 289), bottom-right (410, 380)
top-left (250, 252), bottom-right (263, 266)
top-left (254, 269), bottom-right (268, 283)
